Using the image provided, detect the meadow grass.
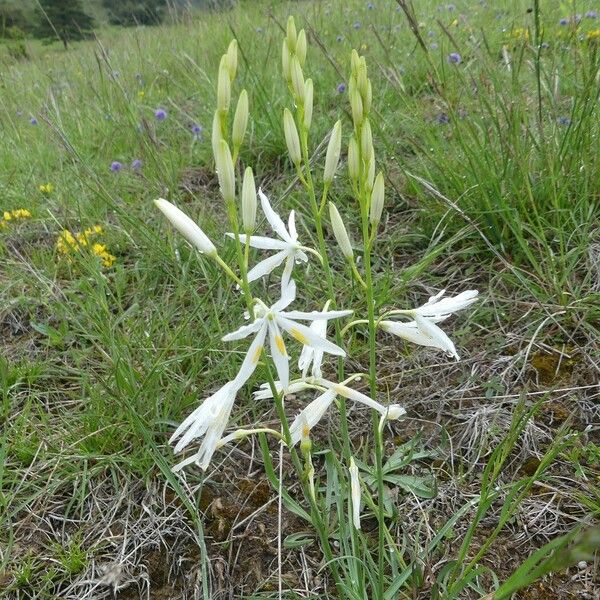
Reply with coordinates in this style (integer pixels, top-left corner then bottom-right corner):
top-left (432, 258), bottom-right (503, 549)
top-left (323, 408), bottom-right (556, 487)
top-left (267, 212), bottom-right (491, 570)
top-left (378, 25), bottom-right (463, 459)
top-left (1, 0), bottom-right (599, 598)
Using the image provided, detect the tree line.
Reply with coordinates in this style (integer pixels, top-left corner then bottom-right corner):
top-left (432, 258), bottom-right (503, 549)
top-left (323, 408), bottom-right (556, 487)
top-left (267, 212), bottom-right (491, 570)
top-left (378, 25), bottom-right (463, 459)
top-left (0, 0), bottom-right (167, 48)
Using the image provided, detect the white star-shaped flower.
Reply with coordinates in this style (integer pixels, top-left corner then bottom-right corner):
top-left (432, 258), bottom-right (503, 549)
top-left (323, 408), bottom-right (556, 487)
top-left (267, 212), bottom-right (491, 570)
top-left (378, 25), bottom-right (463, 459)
top-left (228, 189), bottom-right (317, 290)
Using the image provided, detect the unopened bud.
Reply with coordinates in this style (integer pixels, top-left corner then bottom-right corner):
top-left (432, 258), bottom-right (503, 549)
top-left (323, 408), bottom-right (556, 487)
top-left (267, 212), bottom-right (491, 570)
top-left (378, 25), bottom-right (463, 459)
top-left (329, 202), bottom-right (353, 259)
top-left (241, 166), bottom-right (257, 233)
top-left (216, 140), bottom-right (235, 203)
top-left (360, 119), bottom-right (373, 158)
top-left (155, 198), bottom-right (216, 256)
top-left (370, 172), bottom-right (384, 224)
top-left (291, 57), bottom-right (305, 103)
top-left (211, 111), bottom-right (222, 159)
top-left (364, 80), bottom-right (372, 115)
top-left (300, 414), bottom-right (311, 455)
top-left (350, 86), bottom-right (363, 126)
top-left (283, 108), bottom-right (302, 165)
top-left (217, 56), bottom-right (231, 114)
top-left (232, 90), bottom-right (249, 150)
top-left (286, 16), bottom-right (297, 53)
top-left (296, 29), bottom-right (307, 66)
top-left (366, 155), bottom-right (375, 191)
top-left (282, 39), bottom-right (291, 80)
top-left (348, 135), bottom-right (360, 180)
top-left (350, 49), bottom-right (360, 75)
top-left (324, 120), bottom-right (342, 184)
top-left (303, 79), bottom-right (314, 130)
top-left (226, 39), bottom-right (238, 81)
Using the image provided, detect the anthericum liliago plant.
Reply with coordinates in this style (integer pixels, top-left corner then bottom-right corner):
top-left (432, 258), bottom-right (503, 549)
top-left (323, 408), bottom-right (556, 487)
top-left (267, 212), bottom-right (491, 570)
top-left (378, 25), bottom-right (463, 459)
top-left (151, 19), bottom-right (478, 598)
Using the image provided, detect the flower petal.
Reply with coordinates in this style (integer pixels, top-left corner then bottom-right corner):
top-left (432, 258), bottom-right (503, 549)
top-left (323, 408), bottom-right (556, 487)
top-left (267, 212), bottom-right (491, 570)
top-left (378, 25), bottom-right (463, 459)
top-left (272, 278), bottom-right (297, 312)
top-left (281, 255), bottom-right (295, 291)
top-left (259, 188), bottom-right (291, 242)
top-left (289, 388), bottom-right (337, 445)
top-left (246, 250), bottom-right (288, 282)
top-left (268, 320), bottom-right (290, 391)
top-left (416, 290), bottom-right (479, 317)
top-left (232, 322), bottom-right (268, 388)
top-left (283, 309), bottom-right (353, 321)
top-left (414, 314), bottom-right (459, 360)
top-left (225, 233), bottom-right (289, 250)
top-left (222, 318), bottom-right (264, 342)
top-left (288, 210), bottom-right (297, 241)
top-left (277, 316), bottom-right (346, 356)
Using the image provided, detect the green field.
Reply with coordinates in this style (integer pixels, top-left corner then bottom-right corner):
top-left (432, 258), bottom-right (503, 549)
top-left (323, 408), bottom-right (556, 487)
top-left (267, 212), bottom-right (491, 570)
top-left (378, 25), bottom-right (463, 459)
top-left (1, 1), bottom-right (599, 598)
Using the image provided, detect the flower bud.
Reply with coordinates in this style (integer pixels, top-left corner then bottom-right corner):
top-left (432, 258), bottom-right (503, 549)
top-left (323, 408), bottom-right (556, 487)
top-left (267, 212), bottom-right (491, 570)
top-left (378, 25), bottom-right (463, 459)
top-left (329, 202), bottom-right (353, 259)
top-left (366, 155), bottom-right (375, 191)
top-left (350, 86), bottom-right (363, 126)
top-left (350, 49), bottom-right (360, 75)
top-left (282, 39), bottom-right (291, 80)
top-left (155, 198), bottom-right (216, 256)
top-left (360, 119), bottom-right (373, 159)
top-left (216, 140), bottom-right (235, 203)
top-left (217, 56), bottom-right (231, 114)
top-left (241, 166), bottom-right (257, 233)
top-left (324, 120), bottom-right (342, 184)
top-left (291, 57), bottom-right (305, 104)
top-left (370, 172), bottom-right (384, 224)
top-left (226, 39), bottom-right (238, 81)
top-left (232, 90), bottom-right (249, 150)
top-left (357, 58), bottom-right (368, 98)
top-left (286, 16), bottom-right (297, 53)
top-left (349, 457), bottom-right (361, 530)
top-left (283, 108), bottom-right (302, 165)
top-left (211, 111), bottom-right (222, 159)
top-left (348, 135), bottom-right (360, 180)
top-left (363, 80), bottom-right (372, 115)
top-left (303, 79), bottom-right (314, 130)
top-left (296, 29), bottom-right (307, 66)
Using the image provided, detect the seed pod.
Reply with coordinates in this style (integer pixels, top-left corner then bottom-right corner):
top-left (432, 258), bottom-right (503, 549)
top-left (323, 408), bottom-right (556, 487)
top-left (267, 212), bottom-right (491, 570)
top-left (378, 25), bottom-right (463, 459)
top-left (232, 90), bottom-right (249, 150)
top-left (324, 120), bottom-right (342, 184)
top-left (283, 108), bottom-right (301, 165)
top-left (329, 202), bottom-right (353, 259)
top-left (370, 172), bottom-right (385, 225)
top-left (241, 167), bottom-right (257, 233)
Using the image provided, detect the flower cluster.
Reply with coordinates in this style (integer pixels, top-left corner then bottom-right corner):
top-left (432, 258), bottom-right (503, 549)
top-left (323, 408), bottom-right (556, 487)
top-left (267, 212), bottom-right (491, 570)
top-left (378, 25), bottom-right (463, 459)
top-left (56, 225), bottom-right (116, 267)
top-left (153, 25), bottom-right (478, 477)
top-left (1, 209), bottom-right (32, 228)
top-left (39, 183), bottom-right (54, 194)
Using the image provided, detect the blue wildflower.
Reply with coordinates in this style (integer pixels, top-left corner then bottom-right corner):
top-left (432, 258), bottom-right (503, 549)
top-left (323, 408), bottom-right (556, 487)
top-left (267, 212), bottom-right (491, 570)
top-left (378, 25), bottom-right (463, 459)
top-left (337, 82), bottom-right (346, 93)
top-left (30, 117), bottom-right (38, 125)
top-left (447, 52), bottom-right (462, 64)
top-left (131, 159), bottom-right (143, 171)
top-left (353, 21), bottom-right (361, 29)
top-left (556, 116), bottom-right (571, 126)
top-left (110, 161), bottom-right (123, 172)
top-left (154, 108), bottom-right (167, 121)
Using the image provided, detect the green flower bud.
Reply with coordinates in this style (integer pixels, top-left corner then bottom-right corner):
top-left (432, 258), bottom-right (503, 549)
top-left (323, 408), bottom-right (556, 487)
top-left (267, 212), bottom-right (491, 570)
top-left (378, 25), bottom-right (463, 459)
top-left (217, 56), bottom-right (231, 114)
top-left (232, 90), bottom-right (249, 150)
top-left (329, 202), bottom-right (353, 259)
top-left (303, 79), bottom-right (314, 130)
top-left (370, 172), bottom-right (385, 225)
top-left (296, 29), bottom-right (307, 66)
top-left (286, 16), bottom-right (297, 53)
top-left (291, 57), bottom-right (305, 104)
top-left (216, 139), bottom-right (235, 203)
top-left (324, 120), bottom-right (342, 184)
top-left (283, 108), bottom-right (301, 165)
top-left (348, 135), bottom-right (360, 181)
top-left (226, 39), bottom-right (238, 81)
top-left (241, 166), bottom-right (257, 233)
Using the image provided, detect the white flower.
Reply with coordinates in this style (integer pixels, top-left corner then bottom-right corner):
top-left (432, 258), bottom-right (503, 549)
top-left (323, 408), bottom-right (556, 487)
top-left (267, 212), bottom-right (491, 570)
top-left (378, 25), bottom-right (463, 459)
top-left (380, 289), bottom-right (478, 361)
top-left (222, 281), bottom-right (351, 392)
top-left (349, 457), bottom-right (361, 530)
top-left (298, 300), bottom-right (334, 379)
top-left (287, 378), bottom-right (405, 445)
top-left (170, 381), bottom-right (239, 472)
top-left (228, 189), bottom-right (315, 290)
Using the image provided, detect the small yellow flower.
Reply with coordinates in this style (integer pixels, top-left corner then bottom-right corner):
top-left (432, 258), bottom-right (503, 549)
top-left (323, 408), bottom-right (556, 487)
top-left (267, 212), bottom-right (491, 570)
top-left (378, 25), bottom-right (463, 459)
top-left (3, 211), bottom-right (12, 221)
top-left (2, 209), bottom-right (32, 225)
top-left (451, 18), bottom-right (459, 27)
top-left (587, 29), bottom-right (600, 41)
top-left (510, 28), bottom-right (530, 41)
top-left (56, 225), bottom-right (115, 268)
top-left (360, 43), bottom-right (368, 51)
top-left (138, 90), bottom-right (145, 98)
top-left (39, 183), bottom-right (54, 194)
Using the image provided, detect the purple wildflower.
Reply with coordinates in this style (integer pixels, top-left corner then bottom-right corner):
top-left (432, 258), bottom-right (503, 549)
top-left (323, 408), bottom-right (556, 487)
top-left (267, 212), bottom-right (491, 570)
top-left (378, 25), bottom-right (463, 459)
top-left (336, 82), bottom-right (347, 94)
top-left (559, 17), bottom-right (569, 25)
top-left (447, 52), bottom-right (462, 64)
top-left (556, 116), bottom-right (571, 126)
top-left (110, 161), bottom-right (123, 172)
top-left (436, 113), bottom-right (450, 125)
top-left (336, 35), bottom-right (344, 42)
top-left (585, 11), bottom-right (598, 19)
top-left (367, 2), bottom-right (374, 9)
top-left (131, 159), bottom-right (143, 171)
top-left (447, 4), bottom-right (456, 11)
top-left (30, 117), bottom-right (38, 125)
top-left (154, 108), bottom-right (167, 121)
top-left (430, 42), bottom-right (439, 50)
top-left (353, 21), bottom-right (361, 29)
